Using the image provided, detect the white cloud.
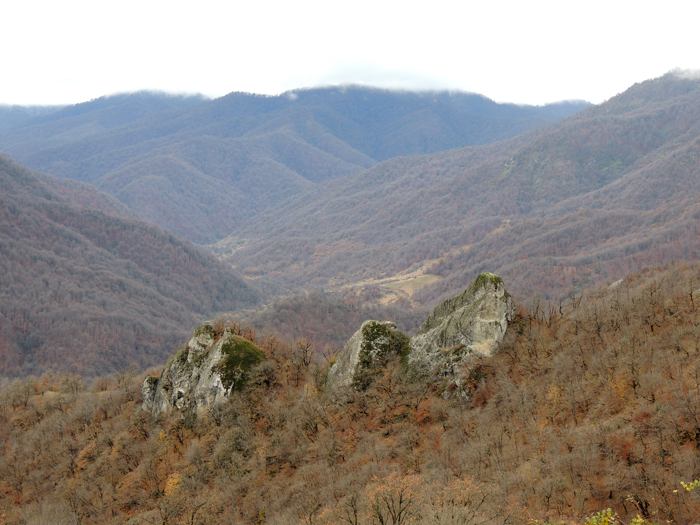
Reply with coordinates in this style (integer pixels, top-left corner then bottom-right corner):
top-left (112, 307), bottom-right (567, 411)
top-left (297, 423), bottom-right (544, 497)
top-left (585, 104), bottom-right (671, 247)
top-left (1, 0), bottom-right (700, 105)
top-left (673, 69), bottom-right (700, 80)
top-left (304, 64), bottom-right (465, 93)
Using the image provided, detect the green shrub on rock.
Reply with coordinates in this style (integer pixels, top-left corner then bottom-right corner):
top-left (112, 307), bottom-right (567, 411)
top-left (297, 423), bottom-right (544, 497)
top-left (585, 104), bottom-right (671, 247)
top-left (216, 337), bottom-right (265, 392)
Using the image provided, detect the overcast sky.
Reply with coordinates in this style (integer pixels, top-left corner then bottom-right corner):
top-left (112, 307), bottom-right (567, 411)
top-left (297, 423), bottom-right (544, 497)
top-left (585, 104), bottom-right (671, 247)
top-left (2, 0), bottom-right (699, 107)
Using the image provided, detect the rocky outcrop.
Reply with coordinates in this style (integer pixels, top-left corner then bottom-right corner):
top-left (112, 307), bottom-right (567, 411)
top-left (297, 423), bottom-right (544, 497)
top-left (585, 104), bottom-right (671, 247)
top-left (326, 273), bottom-right (514, 392)
top-left (145, 274), bottom-right (513, 410)
top-left (142, 324), bottom-right (265, 416)
top-left (406, 273), bottom-right (514, 377)
top-left (326, 320), bottom-right (409, 391)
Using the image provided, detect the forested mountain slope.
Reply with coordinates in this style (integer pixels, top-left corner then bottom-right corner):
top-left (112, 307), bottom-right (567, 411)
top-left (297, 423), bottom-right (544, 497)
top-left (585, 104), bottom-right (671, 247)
top-left (1, 262), bottom-right (699, 524)
top-left (0, 155), bottom-right (259, 377)
top-left (218, 72), bottom-right (700, 304)
top-left (0, 91), bottom-right (207, 154)
top-left (0, 88), bottom-right (588, 243)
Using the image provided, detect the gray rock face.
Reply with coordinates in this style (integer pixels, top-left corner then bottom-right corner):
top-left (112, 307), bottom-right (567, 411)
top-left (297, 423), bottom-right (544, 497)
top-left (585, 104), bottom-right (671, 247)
top-left (406, 273), bottom-right (515, 377)
top-left (142, 324), bottom-right (264, 416)
top-left (326, 274), bottom-right (514, 392)
top-left (326, 320), bottom-right (409, 391)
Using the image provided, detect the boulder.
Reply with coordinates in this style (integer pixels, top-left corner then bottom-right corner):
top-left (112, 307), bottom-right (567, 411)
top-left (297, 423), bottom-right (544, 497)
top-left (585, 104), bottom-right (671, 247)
top-left (406, 273), bottom-right (514, 377)
top-left (142, 324), bottom-right (265, 416)
top-left (326, 320), bottom-right (409, 391)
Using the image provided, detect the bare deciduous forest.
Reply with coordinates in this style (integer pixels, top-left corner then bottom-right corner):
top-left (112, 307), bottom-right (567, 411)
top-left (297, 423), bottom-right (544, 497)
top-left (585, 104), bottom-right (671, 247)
top-left (0, 155), bottom-right (259, 376)
top-left (2, 263), bottom-right (700, 524)
top-left (219, 73), bottom-right (700, 306)
top-left (0, 88), bottom-right (583, 243)
top-left (3, 73), bottom-right (700, 525)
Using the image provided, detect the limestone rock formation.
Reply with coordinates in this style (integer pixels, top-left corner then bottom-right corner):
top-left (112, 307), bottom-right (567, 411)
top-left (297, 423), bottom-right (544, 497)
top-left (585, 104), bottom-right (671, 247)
top-left (326, 320), bottom-right (409, 391)
top-left (142, 324), bottom-right (264, 416)
top-left (406, 273), bottom-right (515, 377)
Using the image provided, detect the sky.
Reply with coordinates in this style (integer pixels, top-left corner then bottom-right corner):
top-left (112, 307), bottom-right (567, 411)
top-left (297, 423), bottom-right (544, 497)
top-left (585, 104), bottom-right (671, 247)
top-left (2, 0), bottom-right (699, 107)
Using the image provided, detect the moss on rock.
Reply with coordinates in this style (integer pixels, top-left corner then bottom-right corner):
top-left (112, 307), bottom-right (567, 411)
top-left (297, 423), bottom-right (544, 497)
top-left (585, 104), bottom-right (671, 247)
top-left (215, 337), bottom-right (265, 392)
top-left (470, 272), bottom-right (504, 291)
top-left (352, 321), bottom-right (409, 391)
top-left (193, 324), bottom-right (216, 338)
top-left (175, 346), bottom-right (190, 365)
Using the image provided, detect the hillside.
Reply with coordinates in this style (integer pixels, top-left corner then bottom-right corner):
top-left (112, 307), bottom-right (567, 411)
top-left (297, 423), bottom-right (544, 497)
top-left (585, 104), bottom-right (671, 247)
top-left (0, 155), bottom-right (259, 377)
top-left (242, 291), bottom-right (429, 353)
top-left (0, 91), bottom-right (207, 153)
top-left (216, 72), bottom-right (700, 305)
top-left (1, 262), bottom-right (699, 524)
top-left (0, 88), bottom-right (588, 243)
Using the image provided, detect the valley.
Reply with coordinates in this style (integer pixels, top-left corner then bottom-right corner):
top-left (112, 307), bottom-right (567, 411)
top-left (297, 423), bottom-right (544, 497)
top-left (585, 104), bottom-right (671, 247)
top-left (0, 88), bottom-right (587, 244)
top-left (220, 73), bottom-right (700, 307)
top-left (1, 72), bottom-right (700, 525)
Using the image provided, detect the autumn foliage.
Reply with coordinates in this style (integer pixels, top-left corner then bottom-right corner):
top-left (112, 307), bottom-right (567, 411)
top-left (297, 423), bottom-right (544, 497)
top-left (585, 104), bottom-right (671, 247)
top-left (2, 262), bottom-right (700, 524)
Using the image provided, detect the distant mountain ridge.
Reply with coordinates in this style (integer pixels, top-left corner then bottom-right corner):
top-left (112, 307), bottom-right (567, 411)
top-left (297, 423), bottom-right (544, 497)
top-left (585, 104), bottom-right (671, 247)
top-left (1, 91), bottom-right (208, 149)
top-left (0, 104), bottom-right (64, 133)
top-left (0, 87), bottom-right (589, 243)
top-left (215, 72), bottom-right (700, 304)
top-left (0, 154), bottom-right (259, 377)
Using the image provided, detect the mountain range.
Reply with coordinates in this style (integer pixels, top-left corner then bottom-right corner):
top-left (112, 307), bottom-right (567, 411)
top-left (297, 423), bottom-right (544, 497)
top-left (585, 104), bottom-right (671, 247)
top-left (4, 73), bottom-right (700, 375)
top-left (0, 88), bottom-right (588, 243)
top-left (4, 73), bottom-right (700, 525)
top-left (216, 72), bottom-right (700, 304)
top-left (0, 104), bottom-right (64, 134)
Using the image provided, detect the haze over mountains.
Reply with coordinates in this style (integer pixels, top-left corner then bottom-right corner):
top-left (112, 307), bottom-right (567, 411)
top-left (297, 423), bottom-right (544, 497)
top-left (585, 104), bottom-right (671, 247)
top-left (0, 105), bottom-right (64, 134)
top-left (0, 88), bottom-right (588, 243)
top-left (218, 72), bottom-right (700, 304)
